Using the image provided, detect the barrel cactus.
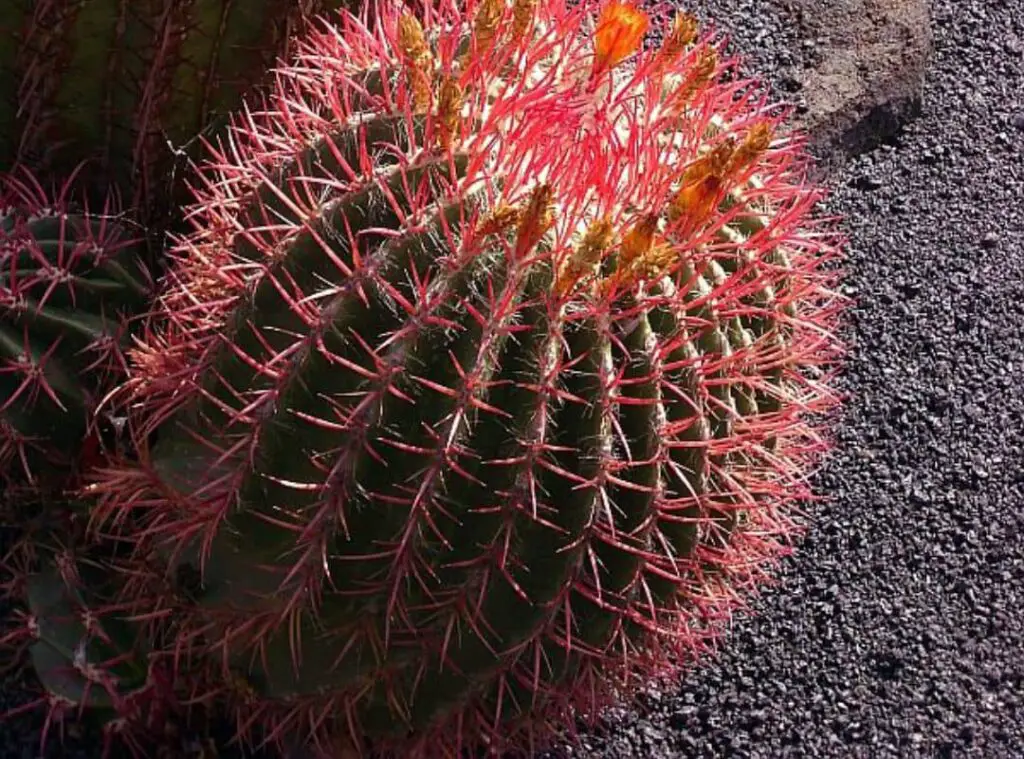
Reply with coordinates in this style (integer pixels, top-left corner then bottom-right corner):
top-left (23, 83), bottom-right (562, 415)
top-left (0, 0), bottom-right (351, 210)
top-left (0, 167), bottom-right (152, 488)
top-left (26, 0), bottom-right (844, 755)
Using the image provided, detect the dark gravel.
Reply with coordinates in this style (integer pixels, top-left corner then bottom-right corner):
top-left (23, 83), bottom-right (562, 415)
top-left (4, 1), bottom-right (1024, 757)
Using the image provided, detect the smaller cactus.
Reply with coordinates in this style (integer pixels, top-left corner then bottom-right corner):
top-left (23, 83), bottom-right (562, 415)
top-left (0, 537), bottom-right (173, 759)
top-left (0, 166), bottom-right (152, 488)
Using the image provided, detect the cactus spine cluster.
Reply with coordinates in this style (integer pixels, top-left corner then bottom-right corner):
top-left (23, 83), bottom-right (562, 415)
top-left (7, 1), bottom-right (846, 757)
top-left (0, 167), bottom-right (152, 486)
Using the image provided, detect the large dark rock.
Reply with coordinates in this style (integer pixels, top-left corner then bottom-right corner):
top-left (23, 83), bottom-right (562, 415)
top-left (782, 0), bottom-right (933, 156)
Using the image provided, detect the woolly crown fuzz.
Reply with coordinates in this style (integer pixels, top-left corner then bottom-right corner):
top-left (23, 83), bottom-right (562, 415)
top-left (57, 0), bottom-right (846, 755)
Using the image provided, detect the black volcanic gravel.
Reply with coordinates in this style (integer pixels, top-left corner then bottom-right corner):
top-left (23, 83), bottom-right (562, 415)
top-left (3, 1), bottom-right (1024, 757)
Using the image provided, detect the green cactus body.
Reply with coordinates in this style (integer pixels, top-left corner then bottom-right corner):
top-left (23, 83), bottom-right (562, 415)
top-left (0, 0), bottom-right (350, 206)
top-left (49, 3), bottom-right (845, 756)
top-left (0, 170), bottom-right (151, 486)
top-left (24, 562), bottom-right (151, 712)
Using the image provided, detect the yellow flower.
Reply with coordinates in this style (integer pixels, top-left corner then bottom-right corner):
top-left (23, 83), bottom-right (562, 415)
top-left (594, 2), bottom-right (649, 71)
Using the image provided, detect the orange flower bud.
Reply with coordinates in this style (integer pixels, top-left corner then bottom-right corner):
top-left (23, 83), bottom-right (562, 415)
top-left (555, 216), bottom-right (614, 296)
top-left (671, 47), bottom-right (718, 106)
top-left (594, 2), bottom-right (650, 72)
top-left (658, 12), bottom-right (699, 67)
top-left (512, 0), bottom-right (538, 37)
top-left (679, 139), bottom-right (735, 187)
top-left (575, 216), bottom-right (616, 267)
top-left (630, 240), bottom-right (675, 281)
top-left (471, 0), bottom-right (505, 56)
top-left (515, 183), bottom-right (555, 256)
top-left (617, 213), bottom-right (659, 270)
top-left (397, 13), bottom-right (434, 113)
top-left (397, 13), bottom-right (430, 63)
top-left (727, 122), bottom-right (774, 174)
top-left (602, 217), bottom-right (676, 294)
top-left (670, 11), bottom-right (700, 49)
top-left (670, 174), bottom-right (722, 225)
top-left (476, 204), bottom-right (522, 237)
top-left (435, 77), bottom-right (464, 150)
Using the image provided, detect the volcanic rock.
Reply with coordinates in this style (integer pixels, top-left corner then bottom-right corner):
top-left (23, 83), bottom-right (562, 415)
top-left (782, 0), bottom-right (933, 156)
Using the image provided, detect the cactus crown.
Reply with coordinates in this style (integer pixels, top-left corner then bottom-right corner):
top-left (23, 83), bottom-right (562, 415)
top-left (52, 0), bottom-right (846, 755)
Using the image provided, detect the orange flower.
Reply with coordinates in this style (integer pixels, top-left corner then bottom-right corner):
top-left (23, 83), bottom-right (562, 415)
top-left (671, 174), bottom-right (721, 224)
top-left (594, 2), bottom-right (649, 71)
top-left (617, 213), bottom-right (658, 270)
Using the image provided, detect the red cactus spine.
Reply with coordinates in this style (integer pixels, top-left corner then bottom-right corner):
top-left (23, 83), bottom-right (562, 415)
top-left (17, 1), bottom-right (845, 756)
top-left (0, 165), bottom-right (152, 489)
